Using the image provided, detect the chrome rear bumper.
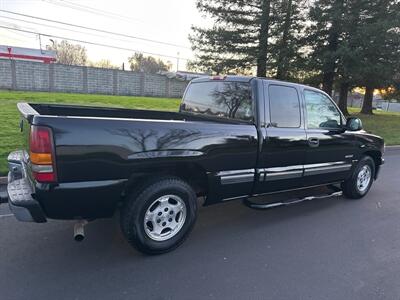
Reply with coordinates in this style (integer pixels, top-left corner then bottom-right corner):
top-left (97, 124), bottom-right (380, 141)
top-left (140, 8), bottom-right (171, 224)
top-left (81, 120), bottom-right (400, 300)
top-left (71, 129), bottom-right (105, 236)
top-left (6, 150), bottom-right (46, 223)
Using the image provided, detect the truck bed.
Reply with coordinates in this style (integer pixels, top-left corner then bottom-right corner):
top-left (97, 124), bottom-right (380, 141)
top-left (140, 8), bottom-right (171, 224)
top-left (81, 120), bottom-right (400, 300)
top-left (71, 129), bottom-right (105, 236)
top-left (28, 103), bottom-right (245, 124)
top-left (16, 102), bottom-right (259, 219)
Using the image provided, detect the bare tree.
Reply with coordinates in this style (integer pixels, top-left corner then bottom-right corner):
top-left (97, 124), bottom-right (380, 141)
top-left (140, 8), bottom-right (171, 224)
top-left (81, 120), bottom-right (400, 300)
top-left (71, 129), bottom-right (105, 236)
top-left (88, 59), bottom-right (118, 69)
top-left (128, 53), bottom-right (171, 73)
top-left (47, 40), bottom-right (88, 66)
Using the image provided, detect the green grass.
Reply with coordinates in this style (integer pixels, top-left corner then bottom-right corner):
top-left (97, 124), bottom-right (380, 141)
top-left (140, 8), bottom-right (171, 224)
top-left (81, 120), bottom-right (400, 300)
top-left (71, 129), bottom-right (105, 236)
top-left (0, 90), bottom-right (399, 176)
top-left (0, 90), bottom-right (180, 175)
top-left (348, 107), bottom-right (400, 146)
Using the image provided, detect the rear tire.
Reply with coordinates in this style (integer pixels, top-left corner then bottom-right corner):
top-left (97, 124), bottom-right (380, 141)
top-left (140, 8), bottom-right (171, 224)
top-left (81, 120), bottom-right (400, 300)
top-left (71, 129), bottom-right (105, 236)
top-left (341, 156), bottom-right (375, 199)
top-left (120, 176), bottom-right (198, 255)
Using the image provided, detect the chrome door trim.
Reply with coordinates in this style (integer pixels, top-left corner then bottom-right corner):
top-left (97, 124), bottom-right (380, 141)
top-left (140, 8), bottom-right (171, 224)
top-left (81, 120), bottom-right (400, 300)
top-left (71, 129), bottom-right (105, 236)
top-left (258, 165), bottom-right (303, 181)
top-left (218, 161), bottom-right (352, 185)
top-left (263, 165), bottom-right (303, 172)
top-left (217, 169), bottom-right (255, 185)
top-left (257, 161), bottom-right (352, 181)
top-left (304, 161), bottom-right (348, 169)
top-left (265, 170), bottom-right (303, 181)
top-left (303, 161), bottom-right (352, 176)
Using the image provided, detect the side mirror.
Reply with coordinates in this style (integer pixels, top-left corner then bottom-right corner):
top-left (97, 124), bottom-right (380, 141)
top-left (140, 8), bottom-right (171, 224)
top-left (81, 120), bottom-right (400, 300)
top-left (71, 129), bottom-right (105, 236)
top-left (346, 117), bottom-right (363, 131)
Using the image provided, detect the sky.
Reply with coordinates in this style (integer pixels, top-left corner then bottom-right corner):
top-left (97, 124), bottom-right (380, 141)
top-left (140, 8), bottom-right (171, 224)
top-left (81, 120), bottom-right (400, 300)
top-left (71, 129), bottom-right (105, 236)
top-left (0, 0), bottom-right (209, 70)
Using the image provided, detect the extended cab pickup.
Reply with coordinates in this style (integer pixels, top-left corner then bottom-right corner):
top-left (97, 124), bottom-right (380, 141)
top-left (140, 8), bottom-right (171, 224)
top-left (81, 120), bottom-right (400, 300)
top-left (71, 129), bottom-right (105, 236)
top-left (4, 76), bottom-right (384, 254)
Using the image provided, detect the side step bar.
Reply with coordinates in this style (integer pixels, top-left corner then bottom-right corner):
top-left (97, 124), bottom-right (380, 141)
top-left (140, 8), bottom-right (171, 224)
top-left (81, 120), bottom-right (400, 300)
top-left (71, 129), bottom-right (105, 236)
top-left (243, 186), bottom-right (343, 210)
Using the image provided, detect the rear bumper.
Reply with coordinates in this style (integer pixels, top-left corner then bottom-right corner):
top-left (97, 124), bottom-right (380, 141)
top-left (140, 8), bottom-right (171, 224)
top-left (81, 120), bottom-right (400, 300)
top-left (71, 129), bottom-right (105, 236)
top-left (7, 151), bottom-right (126, 221)
top-left (7, 151), bottom-right (47, 223)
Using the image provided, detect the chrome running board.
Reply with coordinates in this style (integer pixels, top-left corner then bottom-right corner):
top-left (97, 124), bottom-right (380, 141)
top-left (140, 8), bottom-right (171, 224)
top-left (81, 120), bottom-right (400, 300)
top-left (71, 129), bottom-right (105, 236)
top-left (243, 186), bottom-right (343, 210)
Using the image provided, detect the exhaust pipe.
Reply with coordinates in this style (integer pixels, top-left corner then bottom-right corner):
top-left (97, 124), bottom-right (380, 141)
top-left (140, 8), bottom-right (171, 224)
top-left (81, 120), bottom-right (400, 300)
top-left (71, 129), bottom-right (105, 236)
top-left (74, 220), bottom-right (88, 242)
top-left (0, 187), bottom-right (8, 204)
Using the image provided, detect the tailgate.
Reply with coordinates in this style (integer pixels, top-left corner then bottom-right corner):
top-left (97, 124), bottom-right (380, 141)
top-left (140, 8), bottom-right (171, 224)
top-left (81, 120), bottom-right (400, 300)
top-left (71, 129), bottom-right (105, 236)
top-left (8, 103), bottom-right (34, 188)
top-left (10, 103), bottom-right (38, 178)
top-left (4, 103), bottom-right (47, 222)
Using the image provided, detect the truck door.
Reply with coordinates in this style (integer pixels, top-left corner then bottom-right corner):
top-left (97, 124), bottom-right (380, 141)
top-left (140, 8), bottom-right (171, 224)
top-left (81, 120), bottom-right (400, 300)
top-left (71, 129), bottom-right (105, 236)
top-left (302, 89), bottom-right (355, 185)
top-left (253, 82), bottom-right (308, 195)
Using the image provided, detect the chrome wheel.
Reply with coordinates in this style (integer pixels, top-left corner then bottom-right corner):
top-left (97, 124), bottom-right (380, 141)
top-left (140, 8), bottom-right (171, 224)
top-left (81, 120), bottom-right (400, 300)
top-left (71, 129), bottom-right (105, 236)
top-left (143, 195), bottom-right (187, 242)
top-left (356, 165), bottom-right (371, 193)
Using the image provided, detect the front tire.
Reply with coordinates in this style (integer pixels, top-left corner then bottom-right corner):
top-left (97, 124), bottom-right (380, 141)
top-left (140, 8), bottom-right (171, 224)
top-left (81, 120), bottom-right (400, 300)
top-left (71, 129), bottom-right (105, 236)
top-left (120, 177), bottom-right (198, 255)
top-left (342, 156), bottom-right (375, 199)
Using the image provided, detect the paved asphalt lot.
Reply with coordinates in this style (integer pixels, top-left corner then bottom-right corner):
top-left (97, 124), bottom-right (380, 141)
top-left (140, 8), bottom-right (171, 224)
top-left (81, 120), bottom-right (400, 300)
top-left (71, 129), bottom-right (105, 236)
top-left (1, 150), bottom-right (400, 300)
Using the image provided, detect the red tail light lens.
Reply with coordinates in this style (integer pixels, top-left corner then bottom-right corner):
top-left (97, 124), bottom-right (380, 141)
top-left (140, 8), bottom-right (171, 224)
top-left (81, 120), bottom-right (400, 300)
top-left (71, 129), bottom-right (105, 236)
top-left (30, 126), bottom-right (52, 153)
top-left (29, 125), bottom-right (57, 183)
top-left (33, 172), bottom-right (56, 182)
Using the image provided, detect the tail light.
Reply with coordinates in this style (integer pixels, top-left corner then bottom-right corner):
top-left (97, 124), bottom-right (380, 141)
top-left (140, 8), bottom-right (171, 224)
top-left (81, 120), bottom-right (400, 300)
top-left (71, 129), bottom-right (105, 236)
top-left (29, 125), bottom-right (57, 183)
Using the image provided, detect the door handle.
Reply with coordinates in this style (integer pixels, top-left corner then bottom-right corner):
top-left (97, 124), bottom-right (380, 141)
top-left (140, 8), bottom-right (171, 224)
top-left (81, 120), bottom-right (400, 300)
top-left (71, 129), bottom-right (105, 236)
top-left (308, 137), bottom-right (319, 147)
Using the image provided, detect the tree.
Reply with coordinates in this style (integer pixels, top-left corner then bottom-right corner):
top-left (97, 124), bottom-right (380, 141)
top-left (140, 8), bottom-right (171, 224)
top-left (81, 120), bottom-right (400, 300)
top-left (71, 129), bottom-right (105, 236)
top-left (268, 0), bottom-right (307, 81)
top-left (190, 0), bottom-right (308, 78)
top-left (356, 0), bottom-right (400, 114)
top-left (306, 0), bottom-right (347, 96)
top-left (381, 83), bottom-right (400, 101)
top-left (46, 40), bottom-right (87, 65)
top-left (189, 0), bottom-right (272, 76)
top-left (128, 53), bottom-right (171, 73)
top-left (88, 59), bottom-right (118, 69)
top-left (334, 0), bottom-right (367, 115)
top-left (306, 0), bottom-right (400, 114)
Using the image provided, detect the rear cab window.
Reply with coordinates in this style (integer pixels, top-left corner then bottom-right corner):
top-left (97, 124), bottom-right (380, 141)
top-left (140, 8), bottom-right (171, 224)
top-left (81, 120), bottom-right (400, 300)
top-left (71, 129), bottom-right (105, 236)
top-left (180, 81), bottom-right (254, 123)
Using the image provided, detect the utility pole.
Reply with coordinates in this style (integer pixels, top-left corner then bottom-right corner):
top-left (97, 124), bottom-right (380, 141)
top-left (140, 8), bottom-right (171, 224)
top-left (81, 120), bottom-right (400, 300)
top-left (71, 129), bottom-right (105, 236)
top-left (176, 51), bottom-right (180, 72)
top-left (38, 33), bottom-right (43, 53)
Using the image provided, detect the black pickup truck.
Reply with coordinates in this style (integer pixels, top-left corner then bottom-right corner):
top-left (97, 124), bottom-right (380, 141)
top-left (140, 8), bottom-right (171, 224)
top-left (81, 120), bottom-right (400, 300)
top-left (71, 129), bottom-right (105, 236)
top-left (3, 76), bottom-right (384, 254)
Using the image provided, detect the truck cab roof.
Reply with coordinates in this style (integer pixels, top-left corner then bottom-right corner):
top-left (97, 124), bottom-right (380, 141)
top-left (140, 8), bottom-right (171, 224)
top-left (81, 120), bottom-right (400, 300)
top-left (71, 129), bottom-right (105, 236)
top-left (190, 75), bottom-right (331, 98)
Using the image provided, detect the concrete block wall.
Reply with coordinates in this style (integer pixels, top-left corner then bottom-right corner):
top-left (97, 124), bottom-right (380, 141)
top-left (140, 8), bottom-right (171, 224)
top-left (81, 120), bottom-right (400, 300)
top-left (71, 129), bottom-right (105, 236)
top-left (53, 64), bottom-right (84, 93)
top-left (87, 67), bottom-right (114, 95)
top-left (0, 60), bottom-right (12, 89)
top-left (144, 73), bottom-right (167, 97)
top-left (0, 59), bottom-right (189, 98)
top-left (15, 60), bottom-right (49, 91)
top-left (116, 71), bottom-right (143, 96)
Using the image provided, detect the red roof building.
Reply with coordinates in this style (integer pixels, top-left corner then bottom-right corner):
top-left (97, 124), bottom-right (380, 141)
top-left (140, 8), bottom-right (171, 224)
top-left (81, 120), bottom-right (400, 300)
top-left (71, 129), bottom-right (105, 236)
top-left (0, 45), bottom-right (56, 64)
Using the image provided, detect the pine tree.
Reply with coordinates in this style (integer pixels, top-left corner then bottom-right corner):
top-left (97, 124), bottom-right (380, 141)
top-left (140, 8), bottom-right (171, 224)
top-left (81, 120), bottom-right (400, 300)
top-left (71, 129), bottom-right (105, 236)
top-left (268, 0), bottom-right (307, 81)
top-left (335, 0), bottom-right (366, 115)
top-left (356, 0), bottom-right (400, 114)
top-left (306, 0), bottom-right (400, 113)
top-left (306, 0), bottom-right (346, 96)
top-left (189, 0), bottom-right (272, 76)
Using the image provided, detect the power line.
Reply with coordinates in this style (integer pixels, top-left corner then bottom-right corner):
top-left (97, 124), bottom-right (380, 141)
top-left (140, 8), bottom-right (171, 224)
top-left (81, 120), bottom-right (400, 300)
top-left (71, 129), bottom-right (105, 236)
top-left (0, 24), bottom-right (190, 61)
top-left (0, 9), bottom-right (191, 49)
top-left (44, 0), bottom-right (145, 25)
top-left (0, 15), bottom-right (151, 45)
top-left (0, 20), bottom-right (38, 38)
top-left (42, 0), bottom-right (129, 21)
top-left (1, 32), bottom-right (27, 43)
top-left (48, 0), bottom-right (183, 34)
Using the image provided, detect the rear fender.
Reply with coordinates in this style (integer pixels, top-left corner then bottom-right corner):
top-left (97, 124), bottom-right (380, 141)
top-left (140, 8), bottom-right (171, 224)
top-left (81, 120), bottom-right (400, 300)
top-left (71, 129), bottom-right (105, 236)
top-left (122, 162), bottom-right (209, 200)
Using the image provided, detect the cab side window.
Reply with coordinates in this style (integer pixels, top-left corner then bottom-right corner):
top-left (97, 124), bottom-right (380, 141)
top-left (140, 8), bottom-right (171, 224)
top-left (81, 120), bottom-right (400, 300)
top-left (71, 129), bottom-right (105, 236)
top-left (269, 85), bottom-right (301, 128)
top-left (304, 90), bottom-right (341, 129)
